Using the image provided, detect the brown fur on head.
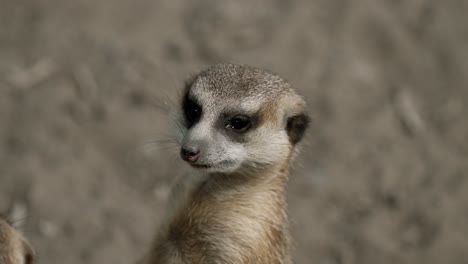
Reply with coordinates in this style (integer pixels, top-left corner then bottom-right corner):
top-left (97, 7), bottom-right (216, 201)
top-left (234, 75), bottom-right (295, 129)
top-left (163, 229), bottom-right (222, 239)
top-left (178, 63), bottom-right (309, 175)
top-left (0, 215), bottom-right (35, 264)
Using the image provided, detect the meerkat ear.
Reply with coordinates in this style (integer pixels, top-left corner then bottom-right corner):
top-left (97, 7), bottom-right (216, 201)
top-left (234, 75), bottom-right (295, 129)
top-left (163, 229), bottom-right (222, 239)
top-left (286, 113), bottom-right (310, 145)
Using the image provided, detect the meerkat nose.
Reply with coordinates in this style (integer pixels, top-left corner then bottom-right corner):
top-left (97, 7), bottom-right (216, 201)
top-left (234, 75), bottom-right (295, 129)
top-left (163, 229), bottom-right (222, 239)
top-left (181, 146), bottom-right (201, 163)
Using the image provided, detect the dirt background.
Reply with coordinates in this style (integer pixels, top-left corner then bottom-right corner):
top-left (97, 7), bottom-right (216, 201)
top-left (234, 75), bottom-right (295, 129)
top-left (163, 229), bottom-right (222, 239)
top-left (0, 0), bottom-right (467, 263)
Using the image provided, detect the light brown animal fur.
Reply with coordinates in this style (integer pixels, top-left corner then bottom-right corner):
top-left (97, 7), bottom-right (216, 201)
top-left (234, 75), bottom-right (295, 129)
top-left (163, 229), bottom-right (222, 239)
top-left (141, 63), bottom-right (309, 264)
top-left (0, 215), bottom-right (34, 264)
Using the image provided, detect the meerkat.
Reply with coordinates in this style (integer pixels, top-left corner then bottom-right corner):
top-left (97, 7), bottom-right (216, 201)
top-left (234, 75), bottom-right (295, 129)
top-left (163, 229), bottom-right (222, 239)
top-left (141, 63), bottom-right (309, 264)
top-left (0, 215), bottom-right (35, 264)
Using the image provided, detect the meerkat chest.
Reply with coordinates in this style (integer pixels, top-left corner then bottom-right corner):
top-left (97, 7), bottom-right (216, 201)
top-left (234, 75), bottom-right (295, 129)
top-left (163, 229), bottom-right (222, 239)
top-left (163, 188), bottom-right (290, 263)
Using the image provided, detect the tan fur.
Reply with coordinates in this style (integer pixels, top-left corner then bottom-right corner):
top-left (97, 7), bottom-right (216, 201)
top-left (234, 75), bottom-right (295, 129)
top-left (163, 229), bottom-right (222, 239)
top-left (142, 63), bottom-right (308, 264)
top-left (0, 216), bottom-right (34, 264)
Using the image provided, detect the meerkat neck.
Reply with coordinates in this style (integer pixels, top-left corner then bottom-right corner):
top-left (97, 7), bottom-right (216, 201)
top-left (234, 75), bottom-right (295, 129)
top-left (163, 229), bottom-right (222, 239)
top-left (166, 163), bottom-right (291, 224)
top-left (205, 169), bottom-right (289, 194)
top-left (144, 167), bottom-right (293, 264)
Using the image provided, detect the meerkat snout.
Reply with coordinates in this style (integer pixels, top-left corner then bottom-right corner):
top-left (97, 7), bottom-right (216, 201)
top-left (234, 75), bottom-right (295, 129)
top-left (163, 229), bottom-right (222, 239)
top-left (178, 63), bottom-right (309, 174)
top-left (180, 145), bottom-right (201, 163)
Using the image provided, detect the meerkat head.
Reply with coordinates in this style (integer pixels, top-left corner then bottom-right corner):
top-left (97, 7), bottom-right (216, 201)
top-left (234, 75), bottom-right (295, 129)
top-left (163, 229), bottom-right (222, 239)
top-left (0, 215), bottom-right (35, 264)
top-left (177, 63), bottom-right (309, 174)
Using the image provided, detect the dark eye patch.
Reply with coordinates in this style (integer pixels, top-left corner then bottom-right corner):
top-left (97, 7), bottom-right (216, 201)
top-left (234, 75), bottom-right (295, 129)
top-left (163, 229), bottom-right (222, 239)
top-left (182, 92), bottom-right (202, 128)
top-left (217, 111), bottom-right (258, 143)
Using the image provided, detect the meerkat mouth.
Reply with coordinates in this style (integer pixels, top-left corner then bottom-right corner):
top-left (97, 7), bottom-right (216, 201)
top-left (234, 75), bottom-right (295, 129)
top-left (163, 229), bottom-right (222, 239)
top-left (190, 163), bottom-right (211, 169)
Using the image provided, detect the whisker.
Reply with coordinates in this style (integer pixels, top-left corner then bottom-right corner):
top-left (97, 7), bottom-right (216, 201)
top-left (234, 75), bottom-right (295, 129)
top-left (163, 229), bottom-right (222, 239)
top-left (143, 138), bottom-right (179, 146)
top-left (166, 115), bottom-right (185, 138)
top-left (136, 137), bottom-right (181, 157)
top-left (139, 144), bottom-right (178, 156)
top-left (147, 96), bottom-right (172, 116)
top-left (167, 152), bottom-right (182, 166)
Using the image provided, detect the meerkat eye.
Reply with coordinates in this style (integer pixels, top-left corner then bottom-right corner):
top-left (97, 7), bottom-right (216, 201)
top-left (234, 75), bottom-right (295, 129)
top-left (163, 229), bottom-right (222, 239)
top-left (226, 115), bottom-right (252, 132)
top-left (183, 96), bottom-right (202, 127)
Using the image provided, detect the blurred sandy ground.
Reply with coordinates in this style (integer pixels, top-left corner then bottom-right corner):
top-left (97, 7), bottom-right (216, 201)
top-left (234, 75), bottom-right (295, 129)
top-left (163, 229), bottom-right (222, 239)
top-left (0, 0), bottom-right (467, 263)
